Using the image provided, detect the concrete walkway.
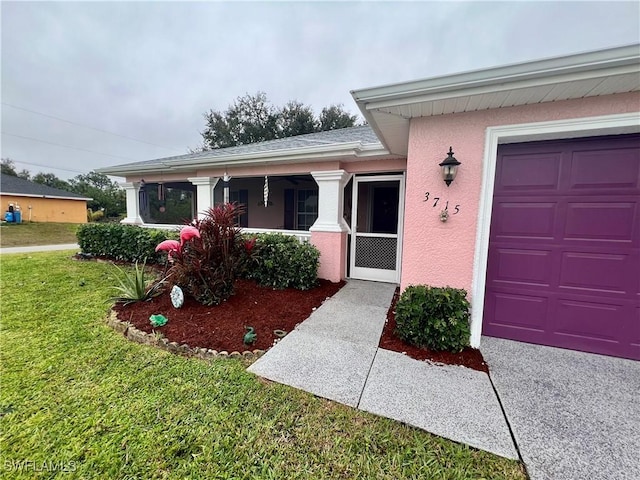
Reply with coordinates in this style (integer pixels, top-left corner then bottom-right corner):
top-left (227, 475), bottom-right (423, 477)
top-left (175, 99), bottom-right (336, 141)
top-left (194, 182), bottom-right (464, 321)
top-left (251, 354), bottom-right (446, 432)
top-left (248, 280), bottom-right (518, 460)
top-left (0, 243), bottom-right (79, 254)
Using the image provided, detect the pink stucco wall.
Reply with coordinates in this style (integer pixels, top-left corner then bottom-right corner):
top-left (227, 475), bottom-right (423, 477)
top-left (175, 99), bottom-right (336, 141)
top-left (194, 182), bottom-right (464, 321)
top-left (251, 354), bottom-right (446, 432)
top-left (311, 231), bottom-right (347, 283)
top-left (401, 92), bottom-right (640, 295)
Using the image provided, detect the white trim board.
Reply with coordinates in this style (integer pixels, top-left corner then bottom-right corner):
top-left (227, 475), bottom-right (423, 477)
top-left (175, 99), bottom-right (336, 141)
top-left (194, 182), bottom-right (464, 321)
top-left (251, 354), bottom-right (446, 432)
top-left (469, 112), bottom-right (640, 348)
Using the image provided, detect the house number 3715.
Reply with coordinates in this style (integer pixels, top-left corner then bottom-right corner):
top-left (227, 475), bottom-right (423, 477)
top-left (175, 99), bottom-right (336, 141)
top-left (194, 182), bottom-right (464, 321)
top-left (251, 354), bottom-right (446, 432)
top-left (423, 192), bottom-right (460, 214)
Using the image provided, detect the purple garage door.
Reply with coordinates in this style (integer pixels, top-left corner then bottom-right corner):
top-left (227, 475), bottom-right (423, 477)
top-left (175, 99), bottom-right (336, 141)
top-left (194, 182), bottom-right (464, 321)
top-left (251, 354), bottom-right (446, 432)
top-left (483, 134), bottom-right (640, 360)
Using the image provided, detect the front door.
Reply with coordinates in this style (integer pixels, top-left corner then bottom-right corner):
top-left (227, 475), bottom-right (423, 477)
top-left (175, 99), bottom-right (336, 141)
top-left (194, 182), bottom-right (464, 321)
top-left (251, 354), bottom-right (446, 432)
top-left (350, 174), bottom-right (405, 283)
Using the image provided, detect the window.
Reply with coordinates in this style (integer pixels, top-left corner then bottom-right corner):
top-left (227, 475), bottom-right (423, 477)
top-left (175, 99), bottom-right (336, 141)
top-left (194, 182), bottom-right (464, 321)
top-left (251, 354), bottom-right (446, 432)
top-left (229, 190), bottom-right (249, 227)
top-left (296, 189), bottom-right (318, 231)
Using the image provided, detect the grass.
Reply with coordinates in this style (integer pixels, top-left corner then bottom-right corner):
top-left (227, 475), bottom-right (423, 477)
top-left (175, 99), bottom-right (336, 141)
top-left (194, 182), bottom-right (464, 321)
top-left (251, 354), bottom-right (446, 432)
top-left (0, 252), bottom-right (527, 480)
top-left (0, 222), bottom-right (80, 247)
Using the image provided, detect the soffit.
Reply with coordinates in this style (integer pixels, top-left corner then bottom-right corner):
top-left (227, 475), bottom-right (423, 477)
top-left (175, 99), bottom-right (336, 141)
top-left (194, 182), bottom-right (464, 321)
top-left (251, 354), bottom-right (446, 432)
top-left (352, 45), bottom-right (640, 156)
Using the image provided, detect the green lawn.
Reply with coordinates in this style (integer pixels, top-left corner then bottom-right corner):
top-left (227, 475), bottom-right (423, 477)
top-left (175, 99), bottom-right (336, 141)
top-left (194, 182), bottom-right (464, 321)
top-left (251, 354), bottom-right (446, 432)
top-left (0, 252), bottom-right (526, 480)
top-left (0, 222), bottom-right (80, 247)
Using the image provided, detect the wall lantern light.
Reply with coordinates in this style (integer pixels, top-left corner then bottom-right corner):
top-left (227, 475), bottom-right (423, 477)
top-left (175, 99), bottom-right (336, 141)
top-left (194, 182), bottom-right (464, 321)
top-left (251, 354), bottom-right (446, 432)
top-left (439, 147), bottom-right (461, 187)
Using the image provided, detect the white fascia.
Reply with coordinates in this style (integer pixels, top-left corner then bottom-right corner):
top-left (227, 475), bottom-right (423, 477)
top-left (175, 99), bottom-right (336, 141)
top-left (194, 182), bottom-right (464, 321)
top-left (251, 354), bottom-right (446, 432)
top-left (98, 142), bottom-right (389, 177)
top-left (2, 193), bottom-right (93, 201)
top-left (351, 44), bottom-right (640, 108)
top-left (362, 65), bottom-right (639, 112)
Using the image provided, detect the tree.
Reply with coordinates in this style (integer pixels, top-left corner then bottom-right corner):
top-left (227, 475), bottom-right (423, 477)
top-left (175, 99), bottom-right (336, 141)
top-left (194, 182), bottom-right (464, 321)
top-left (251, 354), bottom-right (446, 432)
top-left (31, 172), bottom-right (71, 191)
top-left (202, 92), bottom-right (280, 149)
top-left (2, 158), bottom-right (34, 179)
top-left (200, 93), bottom-right (361, 149)
top-left (68, 171), bottom-right (125, 218)
top-left (319, 105), bottom-right (359, 131)
top-left (278, 101), bottom-right (317, 137)
top-left (1, 158), bottom-right (18, 176)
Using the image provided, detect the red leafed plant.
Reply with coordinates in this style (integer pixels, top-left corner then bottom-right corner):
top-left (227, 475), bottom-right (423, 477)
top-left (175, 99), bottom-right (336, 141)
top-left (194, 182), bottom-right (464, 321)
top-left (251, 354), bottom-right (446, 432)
top-left (165, 203), bottom-right (246, 306)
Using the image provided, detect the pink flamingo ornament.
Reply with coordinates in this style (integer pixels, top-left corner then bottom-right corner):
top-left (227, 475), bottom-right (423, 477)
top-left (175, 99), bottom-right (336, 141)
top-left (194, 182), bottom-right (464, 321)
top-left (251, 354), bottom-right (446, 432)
top-left (179, 226), bottom-right (201, 244)
top-left (155, 239), bottom-right (181, 261)
top-left (155, 239), bottom-right (181, 254)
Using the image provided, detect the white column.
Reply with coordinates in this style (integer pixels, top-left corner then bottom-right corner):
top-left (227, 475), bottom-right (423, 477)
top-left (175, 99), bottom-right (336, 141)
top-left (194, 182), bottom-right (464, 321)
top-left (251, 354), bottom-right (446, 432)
top-left (188, 177), bottom-right (219, 220)
top-left (120, 182), bottom-right (144, 225)
top-left (310, 170), bottom-right (352, 232)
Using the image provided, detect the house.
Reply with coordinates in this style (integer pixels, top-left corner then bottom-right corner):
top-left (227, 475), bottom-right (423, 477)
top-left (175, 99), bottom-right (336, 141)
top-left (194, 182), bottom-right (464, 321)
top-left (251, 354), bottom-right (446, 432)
top-left (0, 173), bottom-right (92, 223)
top-left (99, 44), bottom-right (640, 361)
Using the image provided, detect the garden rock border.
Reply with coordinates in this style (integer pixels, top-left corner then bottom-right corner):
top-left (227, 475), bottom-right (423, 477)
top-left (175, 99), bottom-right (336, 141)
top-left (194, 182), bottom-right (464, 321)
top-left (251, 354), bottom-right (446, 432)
top-left (105, 310), bottom-right (266, 361)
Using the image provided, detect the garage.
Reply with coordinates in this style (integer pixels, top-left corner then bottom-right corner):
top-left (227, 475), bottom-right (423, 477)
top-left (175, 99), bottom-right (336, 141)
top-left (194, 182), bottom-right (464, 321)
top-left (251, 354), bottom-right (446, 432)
top-left (483, 134), bottom-right (639, 360)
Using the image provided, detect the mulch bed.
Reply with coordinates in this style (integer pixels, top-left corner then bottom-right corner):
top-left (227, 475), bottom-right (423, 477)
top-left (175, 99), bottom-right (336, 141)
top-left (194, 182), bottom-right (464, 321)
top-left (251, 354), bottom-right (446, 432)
top-left (113, 279), bottom-right (345, 352)
top-left (379, 288), bottom-right (489, 373)
top-left (106, 260), bottom-right (487, 372)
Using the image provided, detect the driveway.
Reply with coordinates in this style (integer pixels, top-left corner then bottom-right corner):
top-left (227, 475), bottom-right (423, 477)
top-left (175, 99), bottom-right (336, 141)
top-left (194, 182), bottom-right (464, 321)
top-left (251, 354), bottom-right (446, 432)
top-left (482, 336), bottom-right (640, 480)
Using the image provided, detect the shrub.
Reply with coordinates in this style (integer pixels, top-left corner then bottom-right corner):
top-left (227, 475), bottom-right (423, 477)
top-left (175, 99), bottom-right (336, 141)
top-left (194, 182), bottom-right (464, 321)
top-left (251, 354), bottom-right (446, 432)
top-left (246, 233), bottom-right (320, 290)
top-left (110, 259), bottom-right (166, 305)
top-left (394, 285), bottom-right (471, 352)
top-left (86, 208), bottom-right (104, 222)
top-left (166, 204), bottom-right (245, 306)
top-left (77, 223), bottom-right (176, 263)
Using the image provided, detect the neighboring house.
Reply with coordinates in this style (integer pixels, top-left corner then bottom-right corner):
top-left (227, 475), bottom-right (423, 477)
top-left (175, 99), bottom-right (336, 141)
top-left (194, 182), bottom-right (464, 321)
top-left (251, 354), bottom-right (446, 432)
top-left (0, 173), bottom-right (92, 223)
top-left (99, 44), bottom-right (640, 360)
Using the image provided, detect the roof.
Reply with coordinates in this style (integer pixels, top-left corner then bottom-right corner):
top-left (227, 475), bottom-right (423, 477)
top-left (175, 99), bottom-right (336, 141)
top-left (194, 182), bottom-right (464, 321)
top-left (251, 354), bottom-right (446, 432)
top-left (351, 44), bottom-right (640, 155)
top-left (99, 44), bottom-right (639, 177)
top-left (98, 125), bottom-right (388, 177)
top-left (0, 174), bottom-right (92, 201)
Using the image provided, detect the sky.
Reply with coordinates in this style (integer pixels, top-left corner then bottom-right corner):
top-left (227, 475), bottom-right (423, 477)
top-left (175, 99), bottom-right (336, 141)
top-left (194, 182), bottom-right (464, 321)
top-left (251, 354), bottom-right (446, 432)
top-left (2, 1), bottom-right (639, 181)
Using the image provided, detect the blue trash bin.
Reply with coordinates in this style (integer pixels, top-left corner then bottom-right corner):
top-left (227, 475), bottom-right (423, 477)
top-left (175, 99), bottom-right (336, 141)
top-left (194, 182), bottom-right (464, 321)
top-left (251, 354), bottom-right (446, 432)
top-left (14, 211), bottom-right (22, 223)
top-left (4, 211), bottom-right (14, 222)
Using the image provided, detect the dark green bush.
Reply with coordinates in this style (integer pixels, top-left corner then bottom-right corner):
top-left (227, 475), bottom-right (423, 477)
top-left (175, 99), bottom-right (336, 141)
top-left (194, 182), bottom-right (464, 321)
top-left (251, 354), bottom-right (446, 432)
top-left (246, 233), bottom-right (320, 290)
top-left (76, 223), bottom-right (176, 263)
top-left (394, 285), bottom-right (471, 352)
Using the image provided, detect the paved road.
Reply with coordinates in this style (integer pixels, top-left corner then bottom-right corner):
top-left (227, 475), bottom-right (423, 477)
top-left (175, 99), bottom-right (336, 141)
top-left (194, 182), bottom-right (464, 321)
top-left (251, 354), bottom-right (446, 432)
top-left (0, 243), bottom-right (79, 254)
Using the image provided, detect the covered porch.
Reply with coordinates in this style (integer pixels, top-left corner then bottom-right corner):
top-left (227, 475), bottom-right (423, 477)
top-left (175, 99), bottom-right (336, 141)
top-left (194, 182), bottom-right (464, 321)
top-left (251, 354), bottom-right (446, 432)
top-left (129, 174), bottom-right (323, 243)
top-left (99, 126), bottom-right (407, 283)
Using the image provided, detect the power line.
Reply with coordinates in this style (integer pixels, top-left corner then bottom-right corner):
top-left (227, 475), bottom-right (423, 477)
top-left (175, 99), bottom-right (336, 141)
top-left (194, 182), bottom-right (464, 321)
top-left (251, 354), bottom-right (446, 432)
top-left (7, 159), bottom-right (85, 175)
top-left (1, 131), bottom-right (137, 161)
top-left (1, 102), bottom-right (182, 152)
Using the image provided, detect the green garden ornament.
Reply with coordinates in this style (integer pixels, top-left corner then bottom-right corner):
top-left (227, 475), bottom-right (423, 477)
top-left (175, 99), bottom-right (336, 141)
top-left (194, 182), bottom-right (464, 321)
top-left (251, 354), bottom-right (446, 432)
top-left (243, 326), bottom-right (257, 345)
top-left (149, 314), bottom-right (168, 327)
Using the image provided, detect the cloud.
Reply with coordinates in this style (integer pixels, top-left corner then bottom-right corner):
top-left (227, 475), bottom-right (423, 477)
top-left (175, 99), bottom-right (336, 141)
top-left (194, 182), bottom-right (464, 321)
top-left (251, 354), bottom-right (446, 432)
top-left (1, 1), bottom-right (638, 179)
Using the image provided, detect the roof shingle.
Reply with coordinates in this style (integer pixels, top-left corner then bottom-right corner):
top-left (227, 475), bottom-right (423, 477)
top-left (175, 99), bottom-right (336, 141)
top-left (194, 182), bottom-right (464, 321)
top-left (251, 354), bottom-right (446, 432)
top-left (101, 125), bottom-right (380, 171)
top-left (0, 174), bottom-right (91, 200)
